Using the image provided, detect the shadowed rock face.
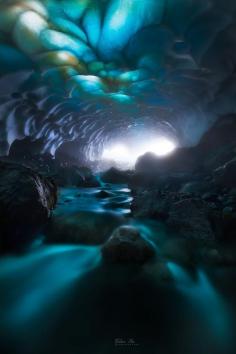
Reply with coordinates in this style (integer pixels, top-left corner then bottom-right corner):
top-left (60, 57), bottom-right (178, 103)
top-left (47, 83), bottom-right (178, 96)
top-left (0, 1), bottom-right (236, 162)
top-left (129, 114), bottom-right (236, 243)
top-left (102, 225), bottom-right (155, 264)
top-left (134, 114), bottom-right (236, 179)
top-left (0, 160), bottom-right (57, 251)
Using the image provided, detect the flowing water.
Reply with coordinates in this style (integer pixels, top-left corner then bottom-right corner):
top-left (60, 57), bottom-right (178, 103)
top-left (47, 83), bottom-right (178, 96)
top-left (0, 184), bottom-right (236, 354)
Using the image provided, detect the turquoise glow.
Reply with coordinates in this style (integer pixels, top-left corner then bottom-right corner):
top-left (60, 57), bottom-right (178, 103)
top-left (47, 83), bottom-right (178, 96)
top-left (99, 0), bottom-right (165, 59)
top-left (168, 262), bottom-right (233, 349)
top-left (0, 245), bottom-right (101, 327)
top-left (83, 6), bottom-right (101, 48)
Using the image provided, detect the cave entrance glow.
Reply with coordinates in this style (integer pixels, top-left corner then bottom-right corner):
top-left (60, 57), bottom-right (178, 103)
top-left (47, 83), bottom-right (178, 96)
top-left (101, 137), bottom-right (177, 169)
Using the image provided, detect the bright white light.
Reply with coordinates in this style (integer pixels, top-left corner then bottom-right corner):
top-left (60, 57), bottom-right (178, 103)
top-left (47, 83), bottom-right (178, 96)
top-left (102, 144), bottom-right (129, 162)
top-left (146, 138), bottom-right (176, 157)
top-left (101, 137), bottom-right (177, 168)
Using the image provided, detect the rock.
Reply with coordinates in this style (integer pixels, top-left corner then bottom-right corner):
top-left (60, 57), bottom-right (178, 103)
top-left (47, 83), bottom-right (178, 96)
top-left (45, 211), bottom-right (124, 245)
top-left (230, 188), bottom-right (236, 196)
top-left (134, 115), bottom-right (236, 181)
top-left (202, 192), bottom-right (219, 202)
top-left (101, 167), bottom-right (132, 184)
top-left (198, 115), bottom-right (236, 170)
top-left (167, 199), bottom-right (215, 242)
top-left (96, 190), bottom-right (114, 199)
top-left (0, 160), bottom-right (57, 251)
top-left (180, 181), bottom-right (213, 195)
top-left (200, 247), bottom-right (236, 266)
top-left (131, 190), bottom-right (170, 219)
top-left (135, 149), bottom-right (198, 176)
top-left (55, 165), bottom-right (100, 187)
top-left (102, 225), bottom-right (155, 263)
top-left (214, 158), bottom-right (236, 188)
top-left (223, 206), bottom-right (234, 215)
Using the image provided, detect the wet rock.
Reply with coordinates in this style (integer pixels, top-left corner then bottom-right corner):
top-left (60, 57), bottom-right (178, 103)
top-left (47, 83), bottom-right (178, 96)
top-left (45, 211), bottom-right (124, 245)
top-left (167, 199), bottom-right (215, 242)
top-left (96, 190), bottom-right (114, 199)
top-left (0, 160), bottom-right (57, 251)
top-left (102, 225), bottom-right (155, 264)
top-left (101, 167), bottom-right (132, 184)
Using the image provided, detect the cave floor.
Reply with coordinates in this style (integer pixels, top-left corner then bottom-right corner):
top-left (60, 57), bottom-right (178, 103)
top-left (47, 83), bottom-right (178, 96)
top-left (0, 184), bottom-right (236, 354)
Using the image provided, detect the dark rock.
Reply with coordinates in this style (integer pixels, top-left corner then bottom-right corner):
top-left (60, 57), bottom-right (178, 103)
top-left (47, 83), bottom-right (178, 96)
top-left (102, 225), bottom-right (155, 264)
top-left (131, 190), bottom-right (170, 219)
top-left (202, 192), bottom-right (219, 202)
top-left (0, 160), bottom-right (57, 251)
top-left (198, 115), bottom-right (236, 170)
top-left (133, 115), bottom-right (236, 185)
top-left (214, 158), bottom-right (236, 188)
top-left (8, 137), bottom-right (45, 159)
top-left (135, 149), bottom-right (198, 176)
top-left (55, 165), bottom-right (100, 187)
top-left (180, 181), bottom-right (214, 195)
top-left (167, 199), bottom-right (215, 242)
top-left (101, 167), bottom-right (132, 184)
top-left (45, 211), bottom-right (124, 245)
top-left (96, 190), bottom-right (114, 199)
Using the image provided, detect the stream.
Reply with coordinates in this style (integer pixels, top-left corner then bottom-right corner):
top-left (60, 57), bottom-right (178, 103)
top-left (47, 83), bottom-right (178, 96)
top-left (0, 184), bottom-right (236, 354)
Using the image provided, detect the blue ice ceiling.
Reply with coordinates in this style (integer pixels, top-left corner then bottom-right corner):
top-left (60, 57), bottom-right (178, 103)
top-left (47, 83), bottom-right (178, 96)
top-left (0, 0), bottom-right (236, 158)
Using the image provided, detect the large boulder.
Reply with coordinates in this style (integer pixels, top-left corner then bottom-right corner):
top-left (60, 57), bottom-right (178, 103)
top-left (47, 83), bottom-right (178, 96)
top-left (0, 161), bottom-right (57, 251)
top-left (102, 225), bottom-right (155, 263)
top-left (135, 149), bottom-right (198, 176)
top-left (133, 115), bottom-right (236, 184)
top-left (45, 211), bottom-right (124, 245)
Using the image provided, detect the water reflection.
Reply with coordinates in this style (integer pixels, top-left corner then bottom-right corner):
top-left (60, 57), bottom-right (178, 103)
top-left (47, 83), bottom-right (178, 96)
top-left (55, 184), bottom-right (132, 216)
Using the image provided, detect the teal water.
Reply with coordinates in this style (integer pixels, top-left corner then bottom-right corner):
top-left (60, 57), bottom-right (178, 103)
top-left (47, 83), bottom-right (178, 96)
top-left (0, 184), bottom-right (235, 354)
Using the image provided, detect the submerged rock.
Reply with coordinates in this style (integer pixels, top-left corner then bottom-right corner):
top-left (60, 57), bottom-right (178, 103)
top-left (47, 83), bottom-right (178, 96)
top-left (45, 211), bottom-right (124, 245)
top-left (0, 160), bottom-right (57, 251)
top-left (102, 225), bottom-right (155, 264)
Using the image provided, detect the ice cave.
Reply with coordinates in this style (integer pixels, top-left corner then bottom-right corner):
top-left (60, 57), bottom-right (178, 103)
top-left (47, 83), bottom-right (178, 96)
top-left (0, 1), bottom-right (236, 354)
